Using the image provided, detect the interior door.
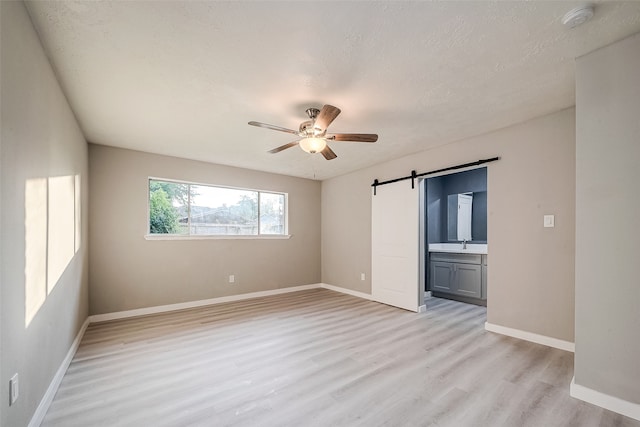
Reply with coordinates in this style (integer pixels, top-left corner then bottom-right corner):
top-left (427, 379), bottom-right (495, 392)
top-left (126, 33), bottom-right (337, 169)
top-left (371, 180), bottom-right (419, 312)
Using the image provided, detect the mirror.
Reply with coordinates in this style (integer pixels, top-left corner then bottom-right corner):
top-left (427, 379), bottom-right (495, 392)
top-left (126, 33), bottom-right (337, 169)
top-left (447, 193), bottom-right (473, 241)
top-left (426, 167), bottom-right (487, 244)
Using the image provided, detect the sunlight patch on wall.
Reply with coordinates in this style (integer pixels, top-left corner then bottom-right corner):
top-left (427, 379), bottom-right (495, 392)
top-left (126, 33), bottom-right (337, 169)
top-left (47, 175), bottom-right (76, 293)
top-left (25, 178), bottom-right (48, 327)
top-left (75, 174), bottom-right (81, 251)
top-left (25, 174), bottom-right (81, 327)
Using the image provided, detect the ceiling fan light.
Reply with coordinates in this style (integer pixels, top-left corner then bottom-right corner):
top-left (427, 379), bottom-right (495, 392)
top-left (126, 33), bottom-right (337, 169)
top-left (299, 137), bottom-right (327, 154)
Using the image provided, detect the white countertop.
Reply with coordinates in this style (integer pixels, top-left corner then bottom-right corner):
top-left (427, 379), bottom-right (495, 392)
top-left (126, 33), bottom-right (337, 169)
top-left (428, 243), bottom-right (488, 254)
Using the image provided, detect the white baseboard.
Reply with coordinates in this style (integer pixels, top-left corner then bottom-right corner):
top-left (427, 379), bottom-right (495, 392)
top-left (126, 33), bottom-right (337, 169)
top-left (89, 284), bottom-right (321, 323)
top-left (320, 283), bottom-right (430, 313)
top-left (570, 377), bottom-right (640, 421)
top-left (90, 283), bottom-right (378, 323)
top-left (28, 317), bottom-right (90, 427)
top-left (319, 283), bottom-right (373, 300)
top-left (485, 322), bottom-right (575, 352)
top-left (29, 283), bottom-right (375, 426)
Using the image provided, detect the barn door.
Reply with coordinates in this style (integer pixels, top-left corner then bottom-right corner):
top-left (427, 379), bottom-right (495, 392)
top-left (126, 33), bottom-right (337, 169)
top-left (371, 180), bottom-right (419, 312)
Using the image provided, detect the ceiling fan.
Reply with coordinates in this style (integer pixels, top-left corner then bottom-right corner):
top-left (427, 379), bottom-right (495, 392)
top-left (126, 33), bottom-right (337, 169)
top-left (248, 104), bottom-right (378, 160)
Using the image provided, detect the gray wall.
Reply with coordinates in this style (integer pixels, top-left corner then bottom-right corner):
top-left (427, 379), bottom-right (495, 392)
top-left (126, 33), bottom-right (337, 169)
top-left (89, 145), bottom-right (321, 314)
top-left (575, 32), bottom-right (640, 404)
top-left (443, 168), bottom-right (487, 242)
top-left (1, 2), bottom-right (89, 426)
top-left (322, 108), bottom-right (576, 342)
top-left (426, 178), bottom-right (444, 245)
top-left (426, 167), bottom-right (488, 243)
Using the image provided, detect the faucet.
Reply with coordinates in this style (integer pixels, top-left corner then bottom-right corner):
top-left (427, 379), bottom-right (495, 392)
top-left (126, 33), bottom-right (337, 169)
top-left (462, 239), bottom-right (467, 250)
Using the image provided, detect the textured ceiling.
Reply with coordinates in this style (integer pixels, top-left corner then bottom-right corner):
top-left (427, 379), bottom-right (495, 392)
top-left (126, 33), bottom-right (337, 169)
top-left (26, 1), bottom-right (640, 180)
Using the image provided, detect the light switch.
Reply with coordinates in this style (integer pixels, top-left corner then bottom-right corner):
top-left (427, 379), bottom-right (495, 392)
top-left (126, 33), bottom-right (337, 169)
top-left (544, 215), bottom-right (555, 228)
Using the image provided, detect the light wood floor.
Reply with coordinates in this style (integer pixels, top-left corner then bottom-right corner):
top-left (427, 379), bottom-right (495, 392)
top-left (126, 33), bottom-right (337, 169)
top-left (43, 288), bottom-right (639, 427)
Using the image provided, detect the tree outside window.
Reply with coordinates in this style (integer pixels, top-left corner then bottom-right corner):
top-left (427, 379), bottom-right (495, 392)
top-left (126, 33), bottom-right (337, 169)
top-left (148, 179), bottom-right (286, 236)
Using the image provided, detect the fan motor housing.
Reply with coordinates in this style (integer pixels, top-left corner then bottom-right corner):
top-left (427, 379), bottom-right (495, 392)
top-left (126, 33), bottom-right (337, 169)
top-left (299, 120), bottom-right (324, 137)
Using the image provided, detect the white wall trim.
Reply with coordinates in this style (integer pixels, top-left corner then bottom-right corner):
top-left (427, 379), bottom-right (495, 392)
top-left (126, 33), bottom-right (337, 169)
top-left (28, 317), bottom-right (90, 427)
top-left (319, 283), bottom-right (373, 300)
top-left (89, 284), bottom-right (321, 323)
top-left (485, 322), bottom-right (575, 352)
top-left (25, 283), bottom-right (414, 426)
top-left (319, 283), bottom-right (436, 312)
top-left (570, 377), bottom-right (640, 421)
top-left (144, 234), bottom-right (292, 241)
top-left (90, 283), bottom-right (377, 324)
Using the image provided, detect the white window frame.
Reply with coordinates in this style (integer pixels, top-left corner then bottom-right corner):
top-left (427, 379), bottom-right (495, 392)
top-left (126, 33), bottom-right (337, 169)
top-left (145, 177), bottom-right (290, 240)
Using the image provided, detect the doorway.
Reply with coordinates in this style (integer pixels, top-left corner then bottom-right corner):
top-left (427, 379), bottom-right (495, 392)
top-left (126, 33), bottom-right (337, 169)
top-left (422, 167), bottom-right (488, 306)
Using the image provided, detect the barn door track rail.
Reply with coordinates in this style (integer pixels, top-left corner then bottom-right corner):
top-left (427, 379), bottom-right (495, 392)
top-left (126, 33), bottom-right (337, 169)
top-left (371, 157), bottom-right (500, 195)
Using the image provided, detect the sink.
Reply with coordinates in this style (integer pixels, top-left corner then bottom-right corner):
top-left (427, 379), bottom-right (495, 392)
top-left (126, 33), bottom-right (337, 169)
top-left (428, 243), bottom-right (488, 254)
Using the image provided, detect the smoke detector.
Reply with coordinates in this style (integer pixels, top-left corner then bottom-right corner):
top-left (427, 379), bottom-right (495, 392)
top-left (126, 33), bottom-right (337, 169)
top-left (562, 5), bottom-right (595, 28)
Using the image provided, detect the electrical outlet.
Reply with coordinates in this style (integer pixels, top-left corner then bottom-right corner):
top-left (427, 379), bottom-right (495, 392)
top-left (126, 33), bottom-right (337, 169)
top-left (360, 273), bottom-right (366, 281)
top-left (228, 275), bottom-right (235, 284)
top-left (10, 373), bottom-right (18, 406)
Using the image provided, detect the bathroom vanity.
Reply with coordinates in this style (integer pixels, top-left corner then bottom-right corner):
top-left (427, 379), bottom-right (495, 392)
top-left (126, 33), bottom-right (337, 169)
top-left (425, 167), bottom-right (488, 306)
top-left (428, 243), bottom-right (487, 306)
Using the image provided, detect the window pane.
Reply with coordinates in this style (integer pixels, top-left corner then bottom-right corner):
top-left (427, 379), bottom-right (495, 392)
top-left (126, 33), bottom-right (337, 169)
top-left (260, 192), bottom-right (285, 235)
top-left (149, 180), bottom-right (188, 234)
top-left (190, 185), bottom-right (258, 235)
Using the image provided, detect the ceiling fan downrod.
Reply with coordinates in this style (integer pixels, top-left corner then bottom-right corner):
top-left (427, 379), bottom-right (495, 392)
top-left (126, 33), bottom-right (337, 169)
top-left (305, 108), bottom-right (320, 120)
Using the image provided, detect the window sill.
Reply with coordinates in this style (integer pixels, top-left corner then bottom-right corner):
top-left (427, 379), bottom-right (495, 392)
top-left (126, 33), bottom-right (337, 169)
top-left (144, 234), bottom-right (292, 241)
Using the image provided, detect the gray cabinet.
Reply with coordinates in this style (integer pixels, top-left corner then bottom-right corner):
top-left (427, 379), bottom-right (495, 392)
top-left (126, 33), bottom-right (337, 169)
top-left (429, 252), bottom-right (486, 301)
top-left (431, 262), bottom-right (455, 293)
top-left (455, 263), bottom-right (482, 298)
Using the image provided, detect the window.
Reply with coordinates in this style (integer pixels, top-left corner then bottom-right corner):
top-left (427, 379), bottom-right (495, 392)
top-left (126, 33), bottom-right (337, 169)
top-left (148, 178), bottom-right (287, 237)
